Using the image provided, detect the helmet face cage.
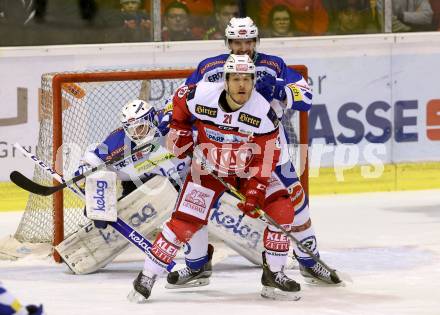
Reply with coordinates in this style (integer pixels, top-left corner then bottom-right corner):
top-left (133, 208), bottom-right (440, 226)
top-left (120, 100), bottom-right (157, 145)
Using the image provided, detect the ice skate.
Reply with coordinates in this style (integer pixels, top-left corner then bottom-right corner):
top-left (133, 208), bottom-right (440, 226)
top-left (260, 252), bottom-right (301, 301)
top-left (166, 244), bottom-right (213, 289)
top-left (300, 262), bottom-right (343, 285)
top-left (127, 271), bottom-right (157, 303)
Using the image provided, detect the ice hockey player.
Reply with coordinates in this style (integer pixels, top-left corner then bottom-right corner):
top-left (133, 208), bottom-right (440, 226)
top-left (128, 54), bottom-right (301, 302)
top-left (0, 281), bottom-right (44, 315)
top-left (163, 16), bottom-right (341, 286)
top-left (75, 99), bottom-right (190, 212)
top-left (57, 99), bottom-right (189, 275)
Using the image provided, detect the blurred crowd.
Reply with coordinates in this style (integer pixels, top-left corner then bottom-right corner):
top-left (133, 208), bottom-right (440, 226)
top-left (0, 0), bottom-right (438, 46)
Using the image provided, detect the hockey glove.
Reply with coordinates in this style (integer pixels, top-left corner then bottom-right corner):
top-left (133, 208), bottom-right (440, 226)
top-left (157, 111), bottom-right (172, 136)
top-left (166, 124), bottom-right (194, 159)
top-left (83, 207), bottom-right (109, 229)
top-left (237, 178), bottom-right (267, 218)
top-left (255, 74), bottom-right (286, 102)
top-left (73, 163), bottom-right (92, 193)
top-left (93, 220), bottom-right (109, 229)
top-left (26, 304), bottom-right (45, 315)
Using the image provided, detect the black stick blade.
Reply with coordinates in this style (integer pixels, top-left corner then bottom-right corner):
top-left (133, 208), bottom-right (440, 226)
top-left (10, 171), bottom-right (59, 196)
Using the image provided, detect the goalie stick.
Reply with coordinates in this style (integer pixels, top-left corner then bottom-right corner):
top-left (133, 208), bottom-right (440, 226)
top-left (14, 143), bottom-right (176, 272)
top-left (10, 139), bottom-right (159, 196)
top-left (193, 149), bottom-right (342, 284)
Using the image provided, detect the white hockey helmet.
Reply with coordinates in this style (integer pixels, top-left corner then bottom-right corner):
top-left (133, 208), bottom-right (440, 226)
top-left (120, 99), bottom-right (157, 145)
top-left (225, 17), bottom-right (259, 40)
top-left (224, 54), bottom-right (256, 77)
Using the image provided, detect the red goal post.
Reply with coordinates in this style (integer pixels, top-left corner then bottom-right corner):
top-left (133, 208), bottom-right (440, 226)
top-left (15, 66), bottom-right (309, 262)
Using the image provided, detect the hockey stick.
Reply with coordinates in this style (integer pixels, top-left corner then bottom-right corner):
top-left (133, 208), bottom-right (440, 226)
top-left (14, 143), bottom-right (175, 272)
top-left (193, 150), bottom-right (342, 283)
top-left (10, 140), bottom-right (159, 196)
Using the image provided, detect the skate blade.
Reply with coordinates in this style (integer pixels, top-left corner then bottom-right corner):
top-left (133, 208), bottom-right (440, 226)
top-left (127, 289), bottom-right (148, 303)
top-left (302, 273), bottom-right (347, 287)
top-left (165, 278), bottom-right (210, 289)
top-left (261, 286), bottom-right (301, 301)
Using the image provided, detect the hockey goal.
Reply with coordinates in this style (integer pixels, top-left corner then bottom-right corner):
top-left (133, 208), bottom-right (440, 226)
top-left (11, 66), bottom-right (309, 262)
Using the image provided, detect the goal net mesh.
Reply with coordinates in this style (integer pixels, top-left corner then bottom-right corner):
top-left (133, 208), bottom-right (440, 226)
top-left (12, 67), bottom-right (303, 246)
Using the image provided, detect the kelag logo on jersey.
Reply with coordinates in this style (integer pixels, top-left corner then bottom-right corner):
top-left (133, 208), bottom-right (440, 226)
top-left (195, 104), bottom-right (218, 118)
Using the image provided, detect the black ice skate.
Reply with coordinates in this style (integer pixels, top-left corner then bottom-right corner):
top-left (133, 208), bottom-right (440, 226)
top-left (299, 262), bottom-right (343, 285)
top-left (166, 244), bottom-right (214, 289)
top-left (127, 271), bottom-right (157, 303)
top-left (261, 252), bottom-right (301, 301)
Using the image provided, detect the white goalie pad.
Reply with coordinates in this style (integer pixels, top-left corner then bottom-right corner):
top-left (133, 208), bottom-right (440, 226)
top-left (208, 192), bottom-right (297, 268)
top-left (208, 192), bottom-right (267, 265)
top-left (56, 175), bottom-right (178, 274)
top-left (85, 171), bottom-right (117, 222)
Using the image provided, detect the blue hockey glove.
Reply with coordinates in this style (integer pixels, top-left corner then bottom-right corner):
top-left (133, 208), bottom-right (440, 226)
top-left (256, 75), bottom-right (287, 102)
top-left (273, 78), bottom-right (287, 101)
top-left (83, 207), bottom-right (109, 229)
top-left (93, 220), bottom-right (109, 229)
top-left (256, 74), bottom-right (276, 102)
top-left (157, 111), bottom-right (172, 136)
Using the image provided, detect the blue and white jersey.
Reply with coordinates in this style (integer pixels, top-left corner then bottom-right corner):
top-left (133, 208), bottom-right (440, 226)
top-left (186, 52), bottom-right (312, 165)
top-left (82, 128), bottom-right (189, 185)
top-left (185, 52), bottom-right (312, 117)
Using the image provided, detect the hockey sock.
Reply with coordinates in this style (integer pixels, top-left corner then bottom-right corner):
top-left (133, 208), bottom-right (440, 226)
top-left (144, 225), bottom-right (182, 275)
top-left (263, 226), bottom-right (290, 272)
top-left (183, 225), bottom-right (209, 270)
top-left (291, 203), bottom-right (320, 268)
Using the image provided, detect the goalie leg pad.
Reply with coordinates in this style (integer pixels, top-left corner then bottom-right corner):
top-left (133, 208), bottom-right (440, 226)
top-left (56, 176), bottom-right (178, 274)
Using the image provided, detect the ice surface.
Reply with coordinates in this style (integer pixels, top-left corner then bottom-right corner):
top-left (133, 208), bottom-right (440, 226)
top-left (1, 190), bottom-right (439, 315)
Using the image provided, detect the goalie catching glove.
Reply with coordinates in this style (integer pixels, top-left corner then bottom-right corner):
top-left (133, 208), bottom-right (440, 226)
top-left (237, 178), bottom-right (267, 218)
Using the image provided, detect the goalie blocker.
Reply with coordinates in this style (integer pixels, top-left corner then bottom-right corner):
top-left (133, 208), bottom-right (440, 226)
top-left (85, 171), bottom-right (117, 223)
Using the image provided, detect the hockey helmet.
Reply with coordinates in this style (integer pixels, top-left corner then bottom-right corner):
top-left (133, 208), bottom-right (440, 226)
top-left (225, 17), bottom-right (259, 40)
top-left (224, 54), bottom-right (256, 77)
top-left (120, 100), bottom-right (157, 144)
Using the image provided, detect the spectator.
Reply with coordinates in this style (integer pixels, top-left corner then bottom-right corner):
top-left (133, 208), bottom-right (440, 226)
top-left (377, 0), bottom-right (433, 32)
top-left (263, 4), bottom-right (299, 37)
top-left (330, 0), bottom-right (379, 34)
top-left (96, 0), bottom-right (151, 43)
top-left (162, 1), bottom-right (203, 41)
top-left (204, 0), bottom-right (239, 40)
top-left (118, 0), bottom-right (151, 42)
top-left (259, 0), bottom-right (329, 36)
top-left (144, 0), bottom-right (214, 17)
